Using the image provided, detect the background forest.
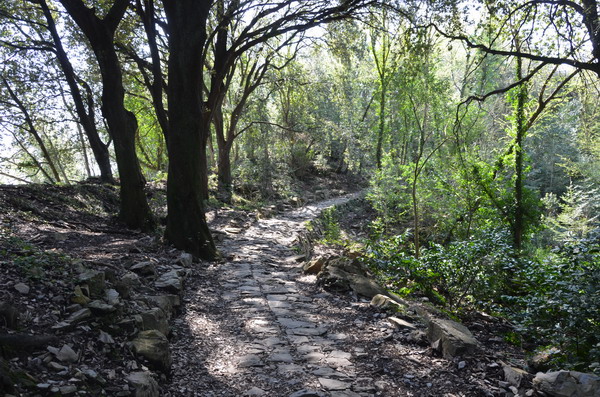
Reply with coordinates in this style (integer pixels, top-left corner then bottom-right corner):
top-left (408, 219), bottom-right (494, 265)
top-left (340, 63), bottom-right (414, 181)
top-left (1, 0), bottom-right (599, 374)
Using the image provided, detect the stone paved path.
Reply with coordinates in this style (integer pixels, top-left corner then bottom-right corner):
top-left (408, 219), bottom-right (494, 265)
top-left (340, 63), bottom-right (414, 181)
top-left (164, 194), bottom-right (494, 396)
top-left (166, 194), bottom-right (379, 397)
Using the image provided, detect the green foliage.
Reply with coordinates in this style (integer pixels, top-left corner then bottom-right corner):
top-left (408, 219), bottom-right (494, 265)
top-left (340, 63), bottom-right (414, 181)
top-left (366, 227), bottom-right (517, 307)
top-left (504, 236), bottom-right (600, 372)
top-left (542, 184), bottom-right (599, 244)
top-left (319, 207), bottom-right (342, 244)
top-left (0, 236), bottom-right (71, 280)
top-left (366, 156), bottom-right (411, 231)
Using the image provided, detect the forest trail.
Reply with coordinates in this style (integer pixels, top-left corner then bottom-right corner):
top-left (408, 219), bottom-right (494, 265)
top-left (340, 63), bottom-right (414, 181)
top-left (164, 193), bottom-right (494, 397)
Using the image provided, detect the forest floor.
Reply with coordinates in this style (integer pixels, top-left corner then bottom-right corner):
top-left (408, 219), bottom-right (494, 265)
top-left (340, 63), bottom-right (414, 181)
top-left (0, 173), bottom-right (531, 397)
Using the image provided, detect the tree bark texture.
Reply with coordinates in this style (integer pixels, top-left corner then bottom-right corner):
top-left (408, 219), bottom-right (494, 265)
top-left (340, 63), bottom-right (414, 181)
top-left (39, 0), bottom-right (114, 183)
top-left (163, 0), bottom-right (217, 260)
top-left (59, 0), bottom-right (154, 230)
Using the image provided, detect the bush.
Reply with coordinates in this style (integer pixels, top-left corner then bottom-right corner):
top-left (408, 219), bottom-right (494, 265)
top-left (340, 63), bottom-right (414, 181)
top-left (505, 235), bottom-right (600, 372)
top-left (366, 227), bottom-right (518, 307)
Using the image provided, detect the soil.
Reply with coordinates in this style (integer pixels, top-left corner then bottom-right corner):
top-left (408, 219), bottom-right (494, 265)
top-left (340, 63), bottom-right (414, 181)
top-left (0, 177), bottom-right (534, 396)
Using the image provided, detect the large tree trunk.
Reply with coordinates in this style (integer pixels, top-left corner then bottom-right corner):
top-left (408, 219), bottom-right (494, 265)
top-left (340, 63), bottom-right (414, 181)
top-left (95, 46), bottom-right (153, 230)
top-left (58, 0), bottom-right (154, 230)
top-left (163, 0), bottom-right (216, 260)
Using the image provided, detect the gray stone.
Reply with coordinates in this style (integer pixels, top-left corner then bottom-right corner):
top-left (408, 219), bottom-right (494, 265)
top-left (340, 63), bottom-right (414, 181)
top-left (289, 327), bottom-right (327, 336)
top-left (126, 371), bottom-right (159, 397)
top-left (131, 330), bottom-right (172, 373)
top-left (130, 261), bottom-right (157, 276)
top-left (116, 272), bottom-right (141, 298)
top-left (312, 367), bottom-right (347, 378)
top-left (14, 283), bottom-right (30, 295)
top-left (78, 270), bottom-right (105, 297)
top-left (426, 318), bottom-right (478, 358)
top-left (145, 295), bottom-right (180, 319)
top-left (388, 317), bottom-right (416, 330)
top-left (318, 378), bottom-right (350, 391)
top-left (238, 354), bottom-right (264, 368)
top-left (66, 308), bottom-right (91, 325)
top-left (303, 351), bottom-right (325, 363)
top-left (317, 258), bottom-right (387, 298)
top-left (59, 385), bottom-right (77, 395)
top-left (504, 365), bottom-right (530, 387)
top-left (88, 300), bottom-right (116, 315)
top-left (177, 253), bottom-right (194, 267)
top-left (47, 362), bottom-right (67, 372)
top-left (277, 363), bottom-right (305, 374)
top-left (99, 330), bottom-right (115, 344)
top-left (278, 317), bottom-right (314, 329)
top-left (105, 289), bottom-right (120, 305)
top-left (155, 270), bottom-right (183, 293)
top-left (268, 352), bottom-right (294, 363)
top-left (56, 345), bottom-right (78, 363)
top-left (134, 308), bottom-right (169, 336)
top-left (244, 387), bottom-right (266, 396)
top-left (288, 390), bottom-right (325, 397)
top-left (533, 370), bottom-right (600, 397)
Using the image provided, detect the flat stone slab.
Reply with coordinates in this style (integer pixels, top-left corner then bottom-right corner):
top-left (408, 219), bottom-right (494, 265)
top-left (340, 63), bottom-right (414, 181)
top-left (318, 378), bottom-right (350, 391)
top-left (268, 352), bottom-right (294, 363)
top-left (313, 367), bottom-right (348, 379)
top-left (278, 317), bottom-right (315, 329)
top-left (289, 327), bottom-right (327, 336)
top-left (238, 354), bottom-right (265, 368)
top-left (303, 351), bottom-right (325, 363)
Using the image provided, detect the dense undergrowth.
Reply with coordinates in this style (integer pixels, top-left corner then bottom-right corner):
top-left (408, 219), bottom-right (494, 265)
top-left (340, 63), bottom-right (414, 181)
top-left (311, 185), bottom-right (600, 374)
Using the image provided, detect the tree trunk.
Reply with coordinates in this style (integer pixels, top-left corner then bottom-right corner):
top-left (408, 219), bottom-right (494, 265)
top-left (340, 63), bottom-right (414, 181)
top-left (163, 0), bottom-right (216, 260)
top-left (59, 0), bottom-right (154, 230)
top-left (97, 45), bottom-right (154, 230)
top-left (214, 106), bottom-right (233, 203)
top-left (217, 141), bottom-right (234, 203)
top-left (513, 55), bottom-right (527, 251)
top-left (40, 0), bottom-right (113, 183)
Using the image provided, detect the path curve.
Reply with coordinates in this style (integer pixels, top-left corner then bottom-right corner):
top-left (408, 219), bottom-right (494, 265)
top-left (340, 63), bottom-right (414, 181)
top-left (164, 193), bottom-right (492, 397)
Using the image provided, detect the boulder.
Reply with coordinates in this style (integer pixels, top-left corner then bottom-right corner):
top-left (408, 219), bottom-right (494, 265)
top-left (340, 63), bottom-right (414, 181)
top-left (145, 295), bottom-right (180, 319)
top-left (370, 294), bottom-right (408, 312)
top-left (317, 258), bottom-right (388, 299)
top-left (87, 300), bottom-right (117, 315)
top-left (115, 272), bottom-right (142, 298)
top-left (131, 330), bottom-right (172, 373)
top-left (126, 371), bottom-right (160, 397)
top-left (130, 261), bottom-right (157, 277)
top-left (134, 308), bottom-right (169, 336)
top-left (388, 317), bottom-right (416, 330)
top-left (426, 318), bottom-right (478, 358)
top-left (77, 270), bottom-right (105, 297)
top-left (303, 257), bottom-right (326, 274)
top-left (533, 370), bottom-right (600, 397)
top-left (71, 286), bottom-right (91, 305)
top-left (503, 365), bottom-right (530, 387)
top-left (154, 270), bottom-right (183, 293)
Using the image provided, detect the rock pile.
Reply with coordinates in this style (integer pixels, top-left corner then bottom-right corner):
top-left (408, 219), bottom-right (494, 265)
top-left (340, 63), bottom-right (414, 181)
top-left (0, 252), bottom-right (192, 396)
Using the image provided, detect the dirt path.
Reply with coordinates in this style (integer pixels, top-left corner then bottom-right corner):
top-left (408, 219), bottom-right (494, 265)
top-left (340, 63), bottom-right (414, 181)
top-left (164, 194), bottom-right (502, 397)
